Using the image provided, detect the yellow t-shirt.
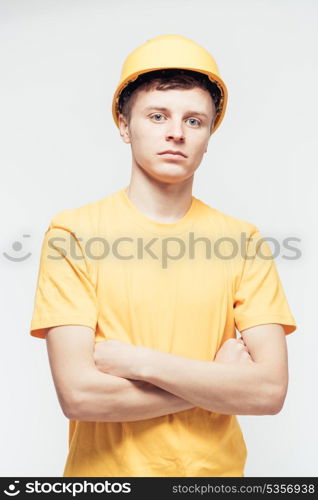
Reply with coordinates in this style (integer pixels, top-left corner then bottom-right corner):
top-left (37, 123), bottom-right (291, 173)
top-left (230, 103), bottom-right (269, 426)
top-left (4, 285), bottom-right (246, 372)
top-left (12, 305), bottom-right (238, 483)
top-left (29, 186), bottom-right (297, 477)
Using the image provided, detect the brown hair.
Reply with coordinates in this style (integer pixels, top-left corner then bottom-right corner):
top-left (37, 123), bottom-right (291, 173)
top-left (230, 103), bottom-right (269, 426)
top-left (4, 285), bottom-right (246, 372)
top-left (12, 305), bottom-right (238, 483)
top-left (118, 68), bottom-right (222, 132)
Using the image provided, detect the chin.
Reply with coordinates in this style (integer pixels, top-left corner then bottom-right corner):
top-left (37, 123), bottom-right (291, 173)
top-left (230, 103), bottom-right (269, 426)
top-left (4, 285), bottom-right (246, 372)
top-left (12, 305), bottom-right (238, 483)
top-left (136, 158), bottom-right (194, 182)
top-left (147, 169), bottom-right (193, 185)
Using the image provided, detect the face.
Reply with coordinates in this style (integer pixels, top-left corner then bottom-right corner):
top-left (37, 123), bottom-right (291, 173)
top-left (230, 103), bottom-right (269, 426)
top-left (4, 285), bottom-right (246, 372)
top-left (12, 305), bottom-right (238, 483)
top-left (118, 86), bottom-right (216, 184)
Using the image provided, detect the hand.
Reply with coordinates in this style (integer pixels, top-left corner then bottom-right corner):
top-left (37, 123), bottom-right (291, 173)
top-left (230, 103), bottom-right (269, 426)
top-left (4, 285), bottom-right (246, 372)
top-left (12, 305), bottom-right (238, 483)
top-left (214, 337), bottom-right (253, 364)
top-left (93, 339), bottom-right (150, 379)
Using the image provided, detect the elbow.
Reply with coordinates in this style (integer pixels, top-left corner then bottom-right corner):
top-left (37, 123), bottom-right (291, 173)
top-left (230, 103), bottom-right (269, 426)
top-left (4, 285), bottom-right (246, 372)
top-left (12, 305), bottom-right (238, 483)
top-left (265, 384), bottom-right (288, 415)
top-left (62, 404), bottom-right (78, 420)
top-left (268, 393), bottom-right (286, 415)
top-left (61, 391), bottom-right (85, 420)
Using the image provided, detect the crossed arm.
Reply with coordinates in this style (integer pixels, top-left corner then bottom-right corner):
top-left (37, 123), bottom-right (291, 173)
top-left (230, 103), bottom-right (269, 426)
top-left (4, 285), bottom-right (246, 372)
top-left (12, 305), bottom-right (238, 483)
top-left (46, 323), bottom-right (288, 422)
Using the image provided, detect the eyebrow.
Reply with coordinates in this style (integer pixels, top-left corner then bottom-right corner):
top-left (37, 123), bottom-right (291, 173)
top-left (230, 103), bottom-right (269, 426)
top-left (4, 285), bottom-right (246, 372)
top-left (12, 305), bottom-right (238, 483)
top-left (143, 106), bottom-right (209, 119)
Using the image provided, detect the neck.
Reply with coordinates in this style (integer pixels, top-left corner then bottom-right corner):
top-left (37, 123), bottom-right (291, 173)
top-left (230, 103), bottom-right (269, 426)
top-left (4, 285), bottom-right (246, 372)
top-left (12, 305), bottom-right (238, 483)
top-left (125, 164), bottom-right (194, 224)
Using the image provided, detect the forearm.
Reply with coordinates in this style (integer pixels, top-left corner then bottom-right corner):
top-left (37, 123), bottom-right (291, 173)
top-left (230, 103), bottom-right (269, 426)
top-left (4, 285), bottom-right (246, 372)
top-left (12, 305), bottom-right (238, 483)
top-left (71, 368), bottom-right (195, 422)
top-left (136, 351), bottom-right (281, 416)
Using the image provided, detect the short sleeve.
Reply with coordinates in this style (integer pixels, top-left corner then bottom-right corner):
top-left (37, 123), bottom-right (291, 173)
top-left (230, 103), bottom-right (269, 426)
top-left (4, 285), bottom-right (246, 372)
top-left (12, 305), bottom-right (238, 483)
top-left (233, 226), bottom-right (297, 336)
top-left (29, 219), bottom-right (98, 339)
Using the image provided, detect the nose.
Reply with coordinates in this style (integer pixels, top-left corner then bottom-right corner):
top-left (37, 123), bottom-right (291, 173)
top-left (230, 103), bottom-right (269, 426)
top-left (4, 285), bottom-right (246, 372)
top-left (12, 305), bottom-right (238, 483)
top-left (165, 119), bottom-right (185, 142)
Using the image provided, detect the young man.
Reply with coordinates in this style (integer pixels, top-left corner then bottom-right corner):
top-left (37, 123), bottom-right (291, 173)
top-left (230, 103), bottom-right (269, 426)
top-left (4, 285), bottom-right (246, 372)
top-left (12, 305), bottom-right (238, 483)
top-left (30, 34), bottom-right (297, 477)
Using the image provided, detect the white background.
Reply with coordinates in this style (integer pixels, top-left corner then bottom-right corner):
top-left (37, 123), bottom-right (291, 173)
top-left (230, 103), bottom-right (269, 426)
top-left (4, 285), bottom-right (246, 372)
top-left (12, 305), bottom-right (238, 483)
top-left (0, 0), bottom-right (317, 477)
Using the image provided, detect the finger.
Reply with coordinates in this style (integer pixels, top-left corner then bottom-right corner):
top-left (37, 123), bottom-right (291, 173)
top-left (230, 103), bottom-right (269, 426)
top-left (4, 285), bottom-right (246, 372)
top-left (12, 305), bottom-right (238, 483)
top-left (242, 351), bottom-right (251, 359)
top-left (239, 338), bottom-right (247, 347)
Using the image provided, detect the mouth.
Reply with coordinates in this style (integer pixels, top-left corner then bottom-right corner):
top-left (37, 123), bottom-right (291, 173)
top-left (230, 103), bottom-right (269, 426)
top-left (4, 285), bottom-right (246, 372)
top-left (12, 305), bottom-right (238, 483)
top-left (158, 150), bottom-right (187, 158)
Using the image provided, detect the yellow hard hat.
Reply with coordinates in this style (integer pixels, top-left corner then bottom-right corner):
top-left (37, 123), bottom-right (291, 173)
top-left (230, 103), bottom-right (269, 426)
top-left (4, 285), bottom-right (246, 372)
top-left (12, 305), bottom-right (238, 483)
top-left (112, 34), bottom-right (228, 135)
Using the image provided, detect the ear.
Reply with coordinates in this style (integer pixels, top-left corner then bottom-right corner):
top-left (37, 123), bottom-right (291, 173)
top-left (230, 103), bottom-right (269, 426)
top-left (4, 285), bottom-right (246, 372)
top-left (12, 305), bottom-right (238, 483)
top-left (118, 114), bottom-right (131, 144)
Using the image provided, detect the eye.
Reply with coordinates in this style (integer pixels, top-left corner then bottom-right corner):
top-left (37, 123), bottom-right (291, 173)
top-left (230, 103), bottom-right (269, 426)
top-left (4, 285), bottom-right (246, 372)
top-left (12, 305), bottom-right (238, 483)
top-left (186, 118), bottom-right (201, 127)
top-left (150, 113), bottom-right (165, 121)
